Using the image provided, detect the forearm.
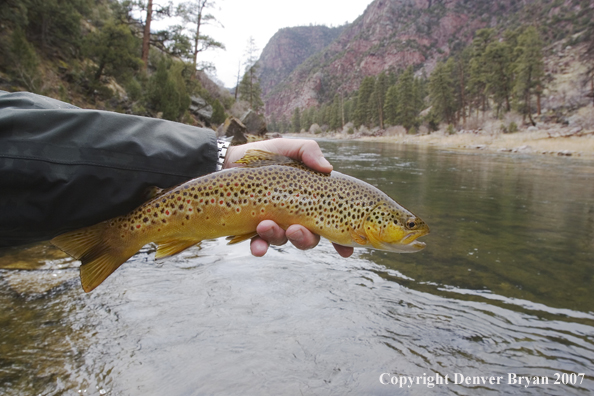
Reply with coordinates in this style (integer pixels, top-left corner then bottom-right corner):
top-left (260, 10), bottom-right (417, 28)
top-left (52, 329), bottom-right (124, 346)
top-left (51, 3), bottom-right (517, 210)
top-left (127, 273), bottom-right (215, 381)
top-left (0, 91), bottom-right (218, 246)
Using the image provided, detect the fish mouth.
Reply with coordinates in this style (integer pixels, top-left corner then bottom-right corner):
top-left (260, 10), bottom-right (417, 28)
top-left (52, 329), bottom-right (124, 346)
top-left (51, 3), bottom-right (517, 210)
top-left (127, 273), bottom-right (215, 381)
top-left (381, 233), bottom-right (427, 253)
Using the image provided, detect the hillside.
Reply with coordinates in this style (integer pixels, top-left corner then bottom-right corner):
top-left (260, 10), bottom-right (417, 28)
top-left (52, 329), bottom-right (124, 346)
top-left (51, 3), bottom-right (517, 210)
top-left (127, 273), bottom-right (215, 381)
top-left (260, 0), bottom-right (593, 119)
top-left (257, 25), bottom-right (344, 97)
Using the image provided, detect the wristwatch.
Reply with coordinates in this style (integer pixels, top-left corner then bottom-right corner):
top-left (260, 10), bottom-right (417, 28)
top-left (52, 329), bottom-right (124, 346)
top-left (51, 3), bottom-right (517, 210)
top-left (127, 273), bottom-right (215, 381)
top-left (216, 140), bottom-right (230, 171)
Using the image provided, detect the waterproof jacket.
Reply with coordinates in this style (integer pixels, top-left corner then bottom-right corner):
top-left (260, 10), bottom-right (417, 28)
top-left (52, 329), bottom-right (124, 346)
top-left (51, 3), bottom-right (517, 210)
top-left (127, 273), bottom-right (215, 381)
top-left (0, 91), bottom-right (217, 247)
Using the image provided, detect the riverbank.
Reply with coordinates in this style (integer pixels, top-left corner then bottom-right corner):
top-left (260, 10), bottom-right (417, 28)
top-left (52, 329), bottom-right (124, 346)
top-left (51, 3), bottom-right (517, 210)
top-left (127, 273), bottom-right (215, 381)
top-left (287, 125), bottom-right (594, 159)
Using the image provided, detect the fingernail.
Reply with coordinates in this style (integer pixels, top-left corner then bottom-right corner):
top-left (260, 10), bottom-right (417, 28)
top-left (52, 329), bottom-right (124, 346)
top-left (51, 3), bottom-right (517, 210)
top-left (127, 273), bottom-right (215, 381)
top-left (261, 228), bottom-right (274, 239)
top-left (317, 157), bottom-right (332, 170)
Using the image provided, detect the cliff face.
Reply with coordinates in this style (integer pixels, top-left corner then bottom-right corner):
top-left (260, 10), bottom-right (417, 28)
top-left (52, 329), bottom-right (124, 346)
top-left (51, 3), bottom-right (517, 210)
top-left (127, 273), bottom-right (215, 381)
top-left (259, 0), bottom-right (581, 118)
top-left (257, 25), bottom-right (344, 97)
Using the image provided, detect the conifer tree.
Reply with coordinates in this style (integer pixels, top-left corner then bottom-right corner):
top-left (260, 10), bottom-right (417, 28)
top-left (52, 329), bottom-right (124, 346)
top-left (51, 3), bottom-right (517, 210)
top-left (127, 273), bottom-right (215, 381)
top-left (396, 66), bottom-right (417, 131)
top-left (383, 85), bottom-right (398, 126)
top-left (429, 61), bottom-right (456, 125)
top-left (484, 40), bottom-right (514, 116)
top-left (291, 107), bottom-right (301, 132)
top-left (211, 98), bottom-right (225, 125)
top-left (354, 76), bottom-right (375, 127)
top-left (176, 0), bottom-right (225, 71)
top-left (369, 73), bottom-right (388, 128)
top-left (469, 28), bottom-right (495, 115)
top-left (514, 26), bottom-right (544, 125)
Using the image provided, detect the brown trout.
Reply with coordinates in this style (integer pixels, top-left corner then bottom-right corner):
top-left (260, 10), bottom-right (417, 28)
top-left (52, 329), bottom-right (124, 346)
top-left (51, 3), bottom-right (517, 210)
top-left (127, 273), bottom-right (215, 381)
top-left (52, 150), bottom-right (429, 292)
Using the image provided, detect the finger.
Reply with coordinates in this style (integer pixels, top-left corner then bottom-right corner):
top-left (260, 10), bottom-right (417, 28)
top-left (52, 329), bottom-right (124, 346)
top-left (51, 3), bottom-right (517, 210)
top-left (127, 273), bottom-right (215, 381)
top-left (267, 139), bottom-right (332, 173)
top-left (332, 243), bottom-right (354, 258)
top-left (256, 220), bottom-right (288, 246)
top-left (250, 237), bottom-right (269, 257)
top-left (224, 139), bottom-right (333, 173)
top-left (286, 225), bottom-right (320, 250)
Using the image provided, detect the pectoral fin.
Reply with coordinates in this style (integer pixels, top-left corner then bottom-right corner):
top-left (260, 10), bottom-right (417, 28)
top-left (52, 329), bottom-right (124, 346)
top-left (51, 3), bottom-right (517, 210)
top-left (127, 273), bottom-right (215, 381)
top-left (155, 239), bottom-right (200, 258)
top-left (350, 230), bottom-right (368, 246)
top-left (226, 232), bottom-right (258, 245)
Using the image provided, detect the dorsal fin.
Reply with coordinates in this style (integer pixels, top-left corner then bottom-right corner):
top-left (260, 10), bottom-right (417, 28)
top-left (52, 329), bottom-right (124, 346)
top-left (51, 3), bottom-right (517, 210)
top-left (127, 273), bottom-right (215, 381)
top-left (234, 149), bottom-right (301, 168)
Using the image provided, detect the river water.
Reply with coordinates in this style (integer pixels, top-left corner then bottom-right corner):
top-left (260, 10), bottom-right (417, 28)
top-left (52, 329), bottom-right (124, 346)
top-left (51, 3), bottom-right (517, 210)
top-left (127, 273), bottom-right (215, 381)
top-left (1, 140), bottom-right (593, 395)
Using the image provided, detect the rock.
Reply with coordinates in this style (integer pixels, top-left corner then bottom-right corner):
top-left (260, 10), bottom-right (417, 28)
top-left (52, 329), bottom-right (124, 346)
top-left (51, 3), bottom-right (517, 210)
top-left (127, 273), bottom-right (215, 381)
top-left (527, 126), bottom-right (538, 132)
top-left (557, 150), bottom-right (573, 156)
top-left (513, 145), bottom-right (533, 153)
top-left (218, 116), bottom-right (247, 138)
top-left (240, 110), bottom-right (268, 136)
top-left (190, 95), bottom-right (213, 122)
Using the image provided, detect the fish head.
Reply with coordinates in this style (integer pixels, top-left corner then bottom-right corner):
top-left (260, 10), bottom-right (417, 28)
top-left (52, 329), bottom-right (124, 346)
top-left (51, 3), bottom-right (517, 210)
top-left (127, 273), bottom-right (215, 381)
top-left (362, 203), bottom-right (429, 253)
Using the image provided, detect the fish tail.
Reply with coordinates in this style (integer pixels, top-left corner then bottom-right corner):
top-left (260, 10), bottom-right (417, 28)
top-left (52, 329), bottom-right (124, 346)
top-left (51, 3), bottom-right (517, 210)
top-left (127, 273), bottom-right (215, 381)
top-left (51, 221), bottom-right (139, 292)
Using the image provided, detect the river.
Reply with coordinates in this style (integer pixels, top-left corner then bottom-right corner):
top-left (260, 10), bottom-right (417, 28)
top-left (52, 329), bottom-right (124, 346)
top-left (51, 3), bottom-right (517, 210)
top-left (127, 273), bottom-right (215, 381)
top-left (1, 140), bottom-right (593, 395)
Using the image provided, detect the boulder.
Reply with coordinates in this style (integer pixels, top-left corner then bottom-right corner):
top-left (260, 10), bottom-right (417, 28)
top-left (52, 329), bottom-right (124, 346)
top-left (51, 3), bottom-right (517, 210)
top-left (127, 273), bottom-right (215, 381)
top-left (218, 116), bottom-right (247, 138)
top-left (240, 109), bottom-right (267, 136)
top-left (190, 95), bottom-right (213, 122)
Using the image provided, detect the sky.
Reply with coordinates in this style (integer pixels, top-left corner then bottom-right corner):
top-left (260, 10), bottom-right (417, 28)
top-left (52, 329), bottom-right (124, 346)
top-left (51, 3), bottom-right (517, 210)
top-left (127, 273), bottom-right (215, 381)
top-left (151, 0), bottom-right (375, 88)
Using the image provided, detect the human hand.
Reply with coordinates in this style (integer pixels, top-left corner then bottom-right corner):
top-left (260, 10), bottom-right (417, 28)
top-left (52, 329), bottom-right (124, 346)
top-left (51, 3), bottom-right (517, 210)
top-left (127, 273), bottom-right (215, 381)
top-left (224, 139), bottom-right (354, 258)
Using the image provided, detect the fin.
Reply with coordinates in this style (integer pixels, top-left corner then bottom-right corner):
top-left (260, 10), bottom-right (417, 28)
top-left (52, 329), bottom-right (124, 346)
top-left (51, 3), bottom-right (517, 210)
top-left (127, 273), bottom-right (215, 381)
top-left (235, 149), bottom-right (301, 168)
top-left (142, 186), bottom-right (165, 201)
top-left (226, 232), bottom-right (258, 245)
top-left (51, 222), bottom-right (136, 292)
top-left (350, 230), bottom-right (368, 246)
top-left (155, 238), bottom-right (200, 259)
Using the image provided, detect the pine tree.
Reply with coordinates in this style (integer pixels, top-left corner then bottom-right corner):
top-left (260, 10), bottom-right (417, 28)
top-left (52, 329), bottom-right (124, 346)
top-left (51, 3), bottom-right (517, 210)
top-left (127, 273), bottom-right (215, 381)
top-left (238, 64), bottom-right (264, 111)
top-left (211, 99), bottom-right (225, 125)
top-left (484, 40), bottom-right (514, 116)
top-left (514, 26), bottom-right (544, 125)
top-left (429, 61), bottom-right (456, 125)
top-left (84, 21), bottom-right (143, 82)
top-left (291, 107), bottom-right (301, 132)
top-left (354, 76), bottom-right (375, 127)
top-left (369, 73), bottom-right (388, 128)
top-left (469, 28), bottom-right (495, 115)
top-left (176, 0), bottom-right (225, 70)
top-left (396, 66), bottom-right (418, 131)
top-left (383, 85), bottom-right (398, 126)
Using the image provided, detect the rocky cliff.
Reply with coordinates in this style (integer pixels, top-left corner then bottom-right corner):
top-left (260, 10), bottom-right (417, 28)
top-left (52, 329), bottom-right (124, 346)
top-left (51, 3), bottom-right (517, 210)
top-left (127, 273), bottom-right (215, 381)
top-left (259, 0), bottom-right (590, 119)
top-left (257, 25), bottom-right (344, 97)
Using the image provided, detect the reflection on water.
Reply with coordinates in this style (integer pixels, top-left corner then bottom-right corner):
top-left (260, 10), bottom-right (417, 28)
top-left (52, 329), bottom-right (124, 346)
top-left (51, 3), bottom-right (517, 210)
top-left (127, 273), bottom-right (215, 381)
top-left (1, 141), bottom-right (593, 395)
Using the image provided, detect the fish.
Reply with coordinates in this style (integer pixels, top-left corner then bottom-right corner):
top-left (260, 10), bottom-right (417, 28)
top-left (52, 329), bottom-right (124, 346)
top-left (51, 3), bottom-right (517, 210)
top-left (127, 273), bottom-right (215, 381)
top-left (51, 150), bottom-right (429, 292)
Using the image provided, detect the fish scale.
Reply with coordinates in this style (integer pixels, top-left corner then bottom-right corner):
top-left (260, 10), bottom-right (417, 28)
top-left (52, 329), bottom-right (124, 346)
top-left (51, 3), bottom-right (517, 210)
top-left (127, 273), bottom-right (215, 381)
top-left (52, 150), bottom-right (429, 292)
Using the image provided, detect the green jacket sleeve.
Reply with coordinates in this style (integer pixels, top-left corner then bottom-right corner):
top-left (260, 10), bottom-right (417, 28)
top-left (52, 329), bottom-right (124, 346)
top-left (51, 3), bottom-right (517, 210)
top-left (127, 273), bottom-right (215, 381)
top-left (0, 90), bottom-right (218, 247)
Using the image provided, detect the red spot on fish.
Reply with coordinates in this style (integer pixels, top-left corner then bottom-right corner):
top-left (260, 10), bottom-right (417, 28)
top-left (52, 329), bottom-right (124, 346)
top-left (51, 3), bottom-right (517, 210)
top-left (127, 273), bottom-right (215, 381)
top-left (187, 200), bottom-right (191, 203)
top-left (296, 194), bottom-right (300, 197)
top-left (236, 208), bottom-right (240, 212)
top-left (234, 183), bottom-right (239, 187)
top-left (227, 192), bottom-right (231, 196)
top-left (147, 209), bottom-right (151, 213)
top-left (189, 208), bottom-right (193, 212)
top-left (250, 194), bottom-right (254, 198)
top-left (200, 199), bottom-right (204, 203)
top-left (166, 210), bottom-right (170, 215)
top-left (267, 191), bottom-right (271, 196)
top-left (219, 183), bottom-right (224, 188)
top-left (211, 199), bottom-right (215, 203)
top-left (219, 200), bottom-right (223, 205)
top-left (177, 196), bottom-right (182, 201)
top-left (136, 225), bottom-right (141, 229)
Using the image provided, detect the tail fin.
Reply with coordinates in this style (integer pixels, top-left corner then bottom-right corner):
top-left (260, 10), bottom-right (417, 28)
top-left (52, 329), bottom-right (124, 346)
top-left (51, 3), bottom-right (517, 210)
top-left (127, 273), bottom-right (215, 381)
top-left (51, 222), bottom-right (136, 292)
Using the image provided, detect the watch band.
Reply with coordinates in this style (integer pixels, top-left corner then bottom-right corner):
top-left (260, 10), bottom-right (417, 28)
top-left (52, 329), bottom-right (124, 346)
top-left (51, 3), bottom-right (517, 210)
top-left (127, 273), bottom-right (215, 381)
top-left (216, 140), bottom-right (230, 171)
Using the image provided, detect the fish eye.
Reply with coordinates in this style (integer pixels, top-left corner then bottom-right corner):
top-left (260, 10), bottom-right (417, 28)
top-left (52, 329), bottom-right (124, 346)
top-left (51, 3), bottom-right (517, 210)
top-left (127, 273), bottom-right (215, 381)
top-left (406, 220), bottom-right (417, 229)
